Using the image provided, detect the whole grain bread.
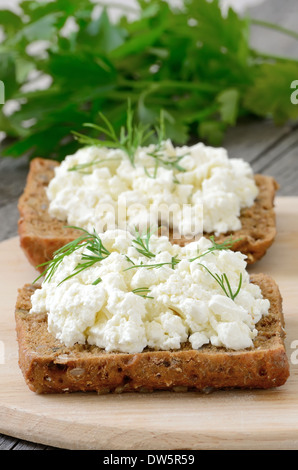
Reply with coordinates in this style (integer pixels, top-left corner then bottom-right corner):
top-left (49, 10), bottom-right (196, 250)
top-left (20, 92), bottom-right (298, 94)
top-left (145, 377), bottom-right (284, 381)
top-left (15, 274), bottom-right (289, 394)
top-left (18, 158), bottom-right (279, 270)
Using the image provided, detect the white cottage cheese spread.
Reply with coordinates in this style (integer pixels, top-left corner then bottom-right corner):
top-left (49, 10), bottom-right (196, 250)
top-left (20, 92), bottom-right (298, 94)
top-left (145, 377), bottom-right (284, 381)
top-left (30, 230), bottom-right (269, 353)
top-left (46, 140), bottom-right (258, 238)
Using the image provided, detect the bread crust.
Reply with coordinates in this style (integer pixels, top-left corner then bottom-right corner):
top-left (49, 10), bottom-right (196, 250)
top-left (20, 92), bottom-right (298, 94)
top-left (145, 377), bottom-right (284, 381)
top-left (18, 158), bottom-right (279, 270)
top-left (15, 274), bottom-right (289, 394)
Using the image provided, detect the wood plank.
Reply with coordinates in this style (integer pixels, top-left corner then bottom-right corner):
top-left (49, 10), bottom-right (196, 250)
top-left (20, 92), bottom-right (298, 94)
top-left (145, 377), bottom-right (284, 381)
top-left (12, 440), bottom-right (48, 450)
top-left (251, 127), bottom-right (298, 171)
top-left (223, 119), bottom-right (294, 163)
top-left (0, 197), bottom-right (297, 450)
top-left (262, 149), bottom-right (298, 196)
top-left (0, 433), bottom-right (17, 450)
top-left (224, 123), bottom-right (298, 195)
top-left (0, 155), bottom-right (29, 210)
top-left (251, 129), bottom-right (298, 195)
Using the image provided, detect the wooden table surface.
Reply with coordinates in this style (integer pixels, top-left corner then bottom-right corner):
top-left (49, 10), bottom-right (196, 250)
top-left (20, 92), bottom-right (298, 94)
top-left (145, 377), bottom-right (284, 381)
top-left (0, 0), bottom-right (297, 451)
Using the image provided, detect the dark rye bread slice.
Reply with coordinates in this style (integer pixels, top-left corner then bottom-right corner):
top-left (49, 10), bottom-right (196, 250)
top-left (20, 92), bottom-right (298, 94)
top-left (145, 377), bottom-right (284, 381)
top-left (18, 158), bottom-right (279, 270)
top-left (15, 274), bottom-right (289, 394)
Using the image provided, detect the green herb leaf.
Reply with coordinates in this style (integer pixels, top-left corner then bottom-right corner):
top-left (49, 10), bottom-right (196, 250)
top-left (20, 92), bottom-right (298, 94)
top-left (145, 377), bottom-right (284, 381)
top-left (1, 0), bottom-right (297, 160)
top-left (217, 88), bottom-right (240, 126)
top-left (131, 227), bottom-right (156, 259)
top-left (33, 225), bottom-right (110, 285)
top-left (197, 263), bottom-right (243, 301)
top-left (244, 62), bottom-right (298, 125)
top-left (72, 100), bottom-right (154, 166)
top-left (189, 236), bottom-right (240, 262)
top-left (132, 287), bottom-right (154, 299)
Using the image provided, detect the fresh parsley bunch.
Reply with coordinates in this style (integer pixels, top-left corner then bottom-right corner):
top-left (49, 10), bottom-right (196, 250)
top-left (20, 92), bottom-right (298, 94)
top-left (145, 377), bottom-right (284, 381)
top-left (0, 0), bottom-right (297, 161)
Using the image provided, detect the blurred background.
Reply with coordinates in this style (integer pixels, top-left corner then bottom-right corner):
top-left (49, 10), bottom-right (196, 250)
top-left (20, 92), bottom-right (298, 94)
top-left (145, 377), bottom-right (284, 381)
top-left (0, 0), bottom-right (298, 450)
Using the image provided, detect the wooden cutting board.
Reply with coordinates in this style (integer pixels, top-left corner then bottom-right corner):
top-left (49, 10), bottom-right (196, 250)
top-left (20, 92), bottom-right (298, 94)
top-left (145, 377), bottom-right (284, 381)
top-left (1, 196), bottom-right (298, 450)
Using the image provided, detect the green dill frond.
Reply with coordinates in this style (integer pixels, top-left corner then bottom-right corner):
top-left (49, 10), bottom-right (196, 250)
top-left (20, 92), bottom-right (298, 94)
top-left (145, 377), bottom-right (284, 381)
top-left (33, 224), bottom-right (243, 302)
top-left (33, 226), bottom-right (110, 286)
top-left (131, 226), bottom-right (156, 259)
top-left (132, 287), bottom-right (154, 299)
top-left (197, 263), bottom-right (243, 301)
top-left (72, 100), bottom-right (155, 167)
top-left (189, 236), bottom-right (241, 262)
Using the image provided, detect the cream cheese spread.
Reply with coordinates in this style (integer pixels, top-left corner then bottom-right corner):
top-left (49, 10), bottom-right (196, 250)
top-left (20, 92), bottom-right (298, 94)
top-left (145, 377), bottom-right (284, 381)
top-left (30, 230), bottom-right (269, 353)
top-left (46, 140), bottom-right (259, 238)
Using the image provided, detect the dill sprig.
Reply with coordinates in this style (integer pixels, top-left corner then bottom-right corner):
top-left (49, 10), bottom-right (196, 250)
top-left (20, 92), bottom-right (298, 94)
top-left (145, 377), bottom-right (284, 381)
top-left (68, 156), bottom-right (122, 174)
top-left (124, 255), bottom-right (180, 272)
top-left (33, 226), bottom-right (110, 286)
top-left (132, 287), bottom-right (154, 299)
top-left (124, 234), bottom-right (243, 300)
top-left (197, 263), bottom-right (243, 301)
top-left (72, 100), bottom-right (154, 167)
top-left (188, 236), bottom-right (240, 262)
top-left (191, 236), bottom-right (243, 300)
top-left (33, 225), bottom-right (243, 302)
top-left (131, 227), bottom-right (156, 259)
top-left (71, 106), bottom-right (187, 181)
top-left (144, 110), bottom-right (187, 181)
top-left (144, 150), bottom-right (187, 180)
